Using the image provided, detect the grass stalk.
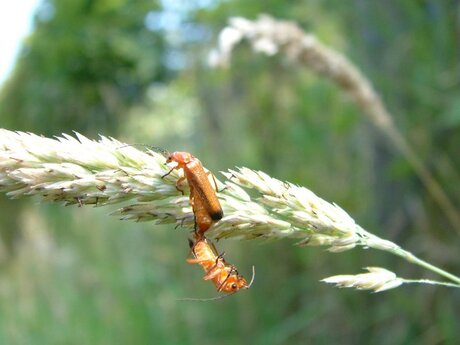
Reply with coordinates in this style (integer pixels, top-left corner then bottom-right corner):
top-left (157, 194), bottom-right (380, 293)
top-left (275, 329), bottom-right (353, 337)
top-left (209, 15), bottom-right (460, 235)
top-left (1, 129), bottom-right (458, 291)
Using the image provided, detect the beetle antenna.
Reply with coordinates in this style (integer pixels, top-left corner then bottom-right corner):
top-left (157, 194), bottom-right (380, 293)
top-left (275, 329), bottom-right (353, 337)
top-left (117, 143), bottom-right (170, 157)
top-left (177, 292), bottom-right (236, 302)
top-left (246, 266), bottom-right (256, 289)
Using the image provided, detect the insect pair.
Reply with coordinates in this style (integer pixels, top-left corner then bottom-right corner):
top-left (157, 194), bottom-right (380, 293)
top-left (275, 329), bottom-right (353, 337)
top-left (162, 151), bottom-right (253, 296)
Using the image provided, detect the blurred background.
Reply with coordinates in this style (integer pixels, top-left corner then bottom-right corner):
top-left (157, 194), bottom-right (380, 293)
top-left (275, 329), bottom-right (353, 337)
top-left (0, 1), bottom-right (459, 344)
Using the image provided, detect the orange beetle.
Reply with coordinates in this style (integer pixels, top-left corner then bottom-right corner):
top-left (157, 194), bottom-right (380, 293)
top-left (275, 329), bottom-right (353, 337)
top-left (187, 234), bottom-right (252, 293)
top-left (163, 152), bottom-right (223, 234)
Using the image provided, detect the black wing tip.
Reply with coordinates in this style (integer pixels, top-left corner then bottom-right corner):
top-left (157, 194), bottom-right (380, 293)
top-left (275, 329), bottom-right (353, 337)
top-left (210, 209), bottom-right (224, 221)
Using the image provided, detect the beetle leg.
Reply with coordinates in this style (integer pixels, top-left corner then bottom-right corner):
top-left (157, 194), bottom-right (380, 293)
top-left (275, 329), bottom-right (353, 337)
top-left (175, 176), bottom-right (186, 195)
top-left (216, 271), bottom-right (232, 292)
top-left (186, 257), bottom-right (206, 264)
top-left (161, 166), bottom-right (176, 179)
top-left (203, 265), bottom-right (222, 280)
top-left (206, 171), bottom-right (225, 192)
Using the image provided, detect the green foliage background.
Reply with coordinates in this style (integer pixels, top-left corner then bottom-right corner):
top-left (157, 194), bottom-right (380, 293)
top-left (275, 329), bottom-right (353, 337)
top-left (0, 0), bottom-right (459, 344)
